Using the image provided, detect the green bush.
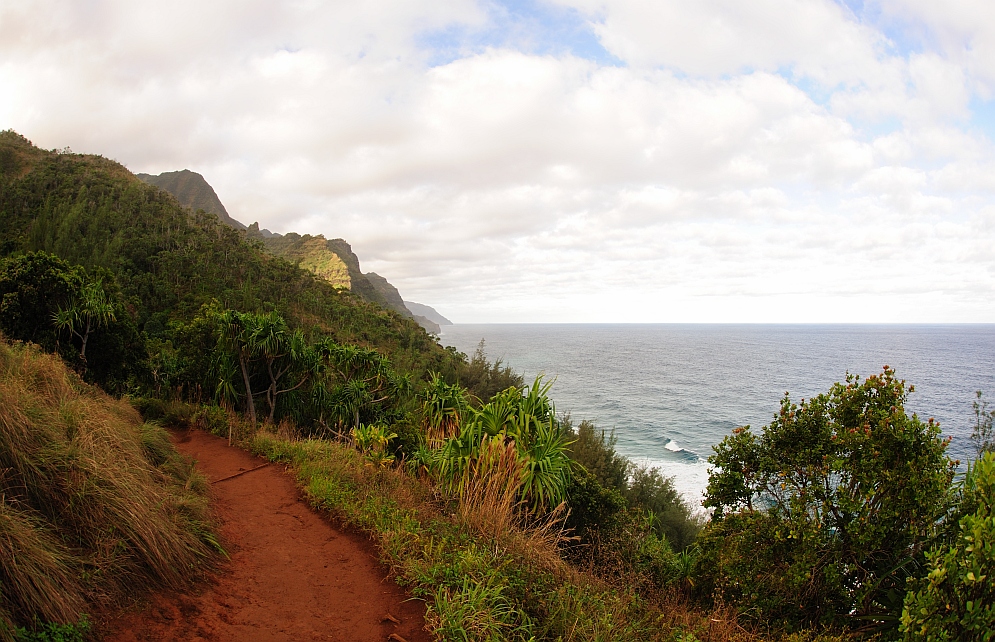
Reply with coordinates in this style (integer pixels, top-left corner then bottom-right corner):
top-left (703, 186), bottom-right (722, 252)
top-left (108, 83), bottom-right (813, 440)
top-left (130, 396), bottom-right (168, 420)
top-left (700, 368), bottom-right (956, 627)
top-left (567, 419), bottom-right (628, 492)
top-left (563, 467), bottom-right (627, 542)
top-left (625, 465), bottom-right (700, 551)
top-left (901, 452), bottom-right (995, 641)
top-left (193, 404), bottom-right (229, 438)
top-left (565, 418), bottom-right (700, 551)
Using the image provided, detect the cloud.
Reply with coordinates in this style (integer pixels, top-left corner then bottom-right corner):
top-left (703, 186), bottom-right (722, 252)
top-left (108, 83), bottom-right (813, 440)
top-left (0, 0), bottom-right (993, 322)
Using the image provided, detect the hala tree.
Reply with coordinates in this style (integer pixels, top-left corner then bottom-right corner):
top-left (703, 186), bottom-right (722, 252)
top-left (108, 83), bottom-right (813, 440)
top-left (321, 342), bottom-right (411, 431)
top-left (421, 373), bottom-right (469, 446)
top-left (431, 376), bottom-right (573, 512)
top-left (245, 312), bottom-right (315, 425)
top-left (213, 309), bottom-right (317, 425)
top-left (54, 278), bottom-right (116, 364)
top-left (699, 368), bottom-right (956, 627)
top-left (214, 309), bottom-right (260, 424)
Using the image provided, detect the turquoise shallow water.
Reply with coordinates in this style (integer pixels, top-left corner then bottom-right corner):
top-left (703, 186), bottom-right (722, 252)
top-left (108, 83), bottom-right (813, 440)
top-left (439, 324), bottom-right (995, 506)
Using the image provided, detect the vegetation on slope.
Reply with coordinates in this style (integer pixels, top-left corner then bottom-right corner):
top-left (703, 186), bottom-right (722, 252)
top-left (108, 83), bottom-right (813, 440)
top-left (136, 169), bottom-right (246, 230)
top-left (244, 229), bottom-right (352, 290)
top-left (0, 130), bottom-right (462, 390)
top-left (0, 339), bottom-right (217, 640)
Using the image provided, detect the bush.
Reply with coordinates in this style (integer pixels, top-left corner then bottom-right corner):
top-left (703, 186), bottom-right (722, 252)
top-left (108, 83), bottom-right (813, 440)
top-left (130, 396), bottom-right (168, 420)
top-left (563, 467), bottom-right (627, 542)
top-left (565, 418), bottom-right (700, 551)
top-left (567, 419), bottom-right (628, 492)
top-left (700, 368), bottom-right (956, 627)
top-left (900, 452), bottom-right (995, 641)
top-left (193, 404), bottom-right (229, 438)
top-left (625, 465), bottom-right (700, 551)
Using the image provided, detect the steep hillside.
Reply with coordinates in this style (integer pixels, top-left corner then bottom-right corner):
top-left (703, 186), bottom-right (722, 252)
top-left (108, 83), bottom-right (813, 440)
top-left (137, 169), bottom-right (246, 230)
top-left (404, 300), bottom-right (452, 326)
top-left (0, 130), bottom-right (452, 378)
top-left (244, 230), bottom-right (351, 290)
top-left (367, 271), bottom-right (441, 333)
top-left (136, 167), bottom-right (448, 333)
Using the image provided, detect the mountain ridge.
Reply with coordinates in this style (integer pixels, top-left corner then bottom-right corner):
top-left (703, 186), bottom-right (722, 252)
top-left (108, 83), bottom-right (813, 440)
top-left (136, 169), bottom-right (448, 333)
top-left (136, 169), bottom-right (246, 231)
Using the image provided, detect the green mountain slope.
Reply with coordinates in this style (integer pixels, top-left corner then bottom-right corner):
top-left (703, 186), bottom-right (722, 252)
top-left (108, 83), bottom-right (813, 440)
top-left (404, 300), bottom-right (452, 326)
top-left (245, 230), bottom-right (351, 290)
top-left (0, 130), bottom-right (451, 377)
top-left (136, 169), bottom-right (246, 230)
top-left (135, 168), bottom-right (446, 334)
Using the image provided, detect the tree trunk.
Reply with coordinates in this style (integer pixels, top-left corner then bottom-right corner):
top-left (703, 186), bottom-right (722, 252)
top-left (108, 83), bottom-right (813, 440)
top-left (238, 353), bottom-right (256, 425)
top-left (267, 384), bottom-right (277, 425)
top-left (79, 322), bottom-right (90, 360)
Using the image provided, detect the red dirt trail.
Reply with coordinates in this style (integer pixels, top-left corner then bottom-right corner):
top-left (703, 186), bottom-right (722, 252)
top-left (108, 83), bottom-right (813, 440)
top-left (102, 427), bottom-right (432, 642)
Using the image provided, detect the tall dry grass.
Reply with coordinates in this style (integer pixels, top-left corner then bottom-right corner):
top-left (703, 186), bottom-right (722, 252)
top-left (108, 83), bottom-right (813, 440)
top-left (0, 339), bottom-right (218, 639)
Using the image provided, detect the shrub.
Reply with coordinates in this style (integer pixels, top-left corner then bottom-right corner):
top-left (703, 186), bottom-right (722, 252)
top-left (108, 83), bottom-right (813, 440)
top-left (192, 404), bottom-right (229, 438)
top-left (625, 465), bottom-right (701, 551)
top-left (564, 467), bottom-right (627, 542)
top-left (14, 616), bottom-right (90, 642)
top-left (565, 418), bottom-right (700, 551)
top-left (900, 452), bottom-right (995, 641)
top-left (700, 368), bottom-right (956, 627)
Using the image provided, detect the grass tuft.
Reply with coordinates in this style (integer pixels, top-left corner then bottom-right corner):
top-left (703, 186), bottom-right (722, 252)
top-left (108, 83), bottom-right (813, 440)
top-left (0, 339), bottom-right (220, 639)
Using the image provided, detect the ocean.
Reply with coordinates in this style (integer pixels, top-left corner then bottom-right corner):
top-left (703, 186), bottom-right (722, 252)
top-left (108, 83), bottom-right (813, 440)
top-left (438, 324), bottom-right (995, 507)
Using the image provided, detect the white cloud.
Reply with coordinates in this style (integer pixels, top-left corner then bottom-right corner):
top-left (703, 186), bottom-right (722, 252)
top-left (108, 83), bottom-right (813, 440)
top-left (0, 0), bottom-right (993, 322)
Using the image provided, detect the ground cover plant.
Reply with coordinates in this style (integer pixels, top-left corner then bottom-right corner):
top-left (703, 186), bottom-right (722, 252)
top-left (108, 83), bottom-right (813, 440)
top-left (0, 339), bottom-right (219, 641)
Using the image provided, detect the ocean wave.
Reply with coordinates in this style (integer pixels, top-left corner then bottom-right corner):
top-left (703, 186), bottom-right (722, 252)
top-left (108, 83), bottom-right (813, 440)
top-left (662, 438), bottom-right (701, 463)
top-left (631, 456), bottom-right (712, 512)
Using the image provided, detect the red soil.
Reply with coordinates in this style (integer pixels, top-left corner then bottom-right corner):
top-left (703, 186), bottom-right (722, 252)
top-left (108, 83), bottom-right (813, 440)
top-left (102, 427), bottom-right (432, 642)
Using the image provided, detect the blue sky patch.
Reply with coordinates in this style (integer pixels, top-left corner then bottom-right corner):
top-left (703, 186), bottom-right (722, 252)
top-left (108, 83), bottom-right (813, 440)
top-left (418, 0), bottom-right (621, 66)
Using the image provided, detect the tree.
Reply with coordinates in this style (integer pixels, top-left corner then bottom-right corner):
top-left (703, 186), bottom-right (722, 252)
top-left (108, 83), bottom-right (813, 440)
top-left (971, 391), bottom-right (994, 457)
top-left (421, 373), bottom-right (469, 446)
top-left (431, 376), bottom-right (573, 512)
top-left (699, 368), bottom-right (956, 627)
top-left (246, 312), bottom-right (314, 424)
top-left (54, 278), bottom-right (115, 364)
top-left (0, 252), bottom-right (84, 352)
top-left (214, 309), bottom-right (259, 425)
top-left (212, 309), bottom-right (318, 425)
top-left (322, 342), bottom-right (410, 431)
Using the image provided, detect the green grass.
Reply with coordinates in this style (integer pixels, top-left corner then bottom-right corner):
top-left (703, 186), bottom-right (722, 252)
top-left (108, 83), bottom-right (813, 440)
top-left (249, 433), bottom-right (656, 641)
top-left (248, 430), bottom-right (856, 642)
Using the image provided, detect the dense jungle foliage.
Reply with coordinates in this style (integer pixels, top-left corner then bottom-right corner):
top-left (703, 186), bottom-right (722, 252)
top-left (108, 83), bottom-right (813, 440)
top-left (0, 130), bottom-right (455, 387)
top-left (1, 130), bottom-right (990, 641)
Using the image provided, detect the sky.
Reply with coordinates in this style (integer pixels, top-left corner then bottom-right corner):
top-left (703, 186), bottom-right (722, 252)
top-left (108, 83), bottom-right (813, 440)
top-left (2, 0), bottom-right (995, 323)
